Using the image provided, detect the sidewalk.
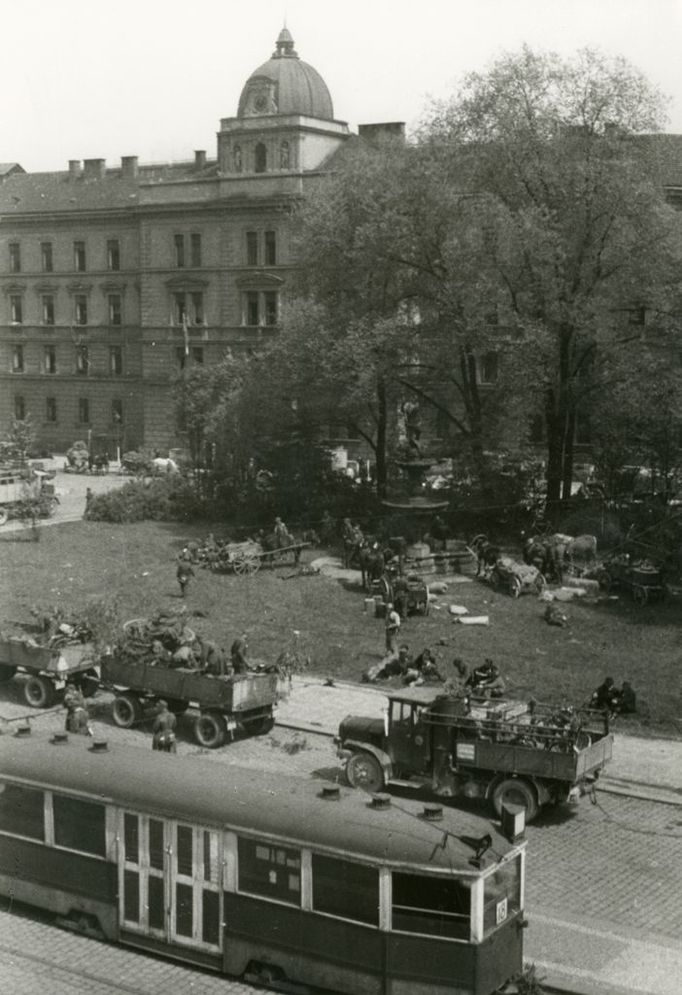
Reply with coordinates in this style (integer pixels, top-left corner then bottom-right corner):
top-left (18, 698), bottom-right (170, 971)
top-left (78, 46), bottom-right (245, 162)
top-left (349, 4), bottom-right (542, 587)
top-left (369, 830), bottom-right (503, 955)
top-left (277, 676), bottom-right (682, 995)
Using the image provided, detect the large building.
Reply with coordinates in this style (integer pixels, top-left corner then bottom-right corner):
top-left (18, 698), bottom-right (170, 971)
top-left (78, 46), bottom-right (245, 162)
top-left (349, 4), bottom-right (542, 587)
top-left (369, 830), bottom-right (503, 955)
top-left (0, 28), bottom-right (376, 455)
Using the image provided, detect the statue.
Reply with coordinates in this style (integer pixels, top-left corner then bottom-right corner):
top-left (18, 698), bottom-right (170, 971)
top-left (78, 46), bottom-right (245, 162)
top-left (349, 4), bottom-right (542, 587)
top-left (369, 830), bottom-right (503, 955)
top-left (401, 400), bottom-right (422, 456)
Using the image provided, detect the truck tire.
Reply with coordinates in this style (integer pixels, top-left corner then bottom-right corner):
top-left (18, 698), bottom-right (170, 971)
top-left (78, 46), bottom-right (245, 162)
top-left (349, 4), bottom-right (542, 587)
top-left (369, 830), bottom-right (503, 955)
top-left (492, 777), bottom-right (539, 822)
top-left (346, 751), bottom-right (385, 793)
top-left (194, 712), bottom-right (226, 749)
top-left (0, 664), bottom-right (17, 681)
top-left (24, 675), bottom-right (56, 708)
top-left (248, 714), bottom-right (275, 736)
top-left (112, 693), bottom-right (143, 728)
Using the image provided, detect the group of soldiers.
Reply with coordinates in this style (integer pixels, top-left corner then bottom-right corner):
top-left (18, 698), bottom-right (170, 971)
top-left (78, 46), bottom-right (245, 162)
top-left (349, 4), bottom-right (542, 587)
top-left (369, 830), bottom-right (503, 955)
top-left (363, 648), bottom-right (506, 697)
top-left (590, 676), bottom-right (637, 716)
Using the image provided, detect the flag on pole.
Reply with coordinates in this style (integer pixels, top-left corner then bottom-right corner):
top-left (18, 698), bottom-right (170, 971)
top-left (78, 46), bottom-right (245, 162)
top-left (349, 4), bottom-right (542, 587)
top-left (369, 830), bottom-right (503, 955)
top-left (182, 312), bottom-right (189, 356)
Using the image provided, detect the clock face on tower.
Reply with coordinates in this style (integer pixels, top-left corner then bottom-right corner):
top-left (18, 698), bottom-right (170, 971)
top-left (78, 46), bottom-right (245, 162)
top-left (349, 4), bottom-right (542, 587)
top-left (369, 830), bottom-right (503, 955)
top-left (245, 82), bottom-right (278, 116)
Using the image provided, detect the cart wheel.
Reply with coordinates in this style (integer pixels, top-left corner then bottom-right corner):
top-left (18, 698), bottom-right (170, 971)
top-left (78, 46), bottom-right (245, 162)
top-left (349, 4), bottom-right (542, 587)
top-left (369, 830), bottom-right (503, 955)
top-left (510, 576), bottom-right (522, 599)
top-left (491, 777), bottom-right (539, 822)
top-left (112, 693), bottom-right (143, 728)
top-left (0, 664), bottom-right (17, 682)
top-left (534, 573), bottom-right (547, 593)
top-left (24, 675), bottom-right (56, 708)
top-left (346, 751), bottom-right (385, 793)
top-left (242, 555), bottom-right (261, 575)
top-left (0, 508), bottom-right (8, 526)
top-left (632, 585), bottom-right (648, 606)
top-left (194, 712), bottom-right (226, 749)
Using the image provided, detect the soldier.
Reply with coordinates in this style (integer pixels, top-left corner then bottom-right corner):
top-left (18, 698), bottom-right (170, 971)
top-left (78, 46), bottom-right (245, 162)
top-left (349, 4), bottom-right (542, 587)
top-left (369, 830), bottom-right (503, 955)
top-left (384, 602), bottom-right (401, 655)
top-left (466, 659), bottom-right (505, 698)
top-left (152, 700), bottom-right (177, 753)
top-left (64, 683), bottom-right (92, 736)
top-left (176, 559), bottom-right (195, 598)
top-left (231, 634), bottom-right (249, 674)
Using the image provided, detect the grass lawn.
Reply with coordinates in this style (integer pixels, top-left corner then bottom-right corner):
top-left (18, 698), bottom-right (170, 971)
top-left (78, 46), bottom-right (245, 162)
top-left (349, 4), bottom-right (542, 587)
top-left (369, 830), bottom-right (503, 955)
top-left (2, 519), bottom-right (681, 736)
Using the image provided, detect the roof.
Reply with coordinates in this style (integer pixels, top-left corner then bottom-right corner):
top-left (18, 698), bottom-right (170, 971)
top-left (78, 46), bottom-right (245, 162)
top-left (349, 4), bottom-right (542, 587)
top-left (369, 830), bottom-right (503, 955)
top-left (238, 29), bottom-right (334, 120)
top-left (0, 731), bottom-right (519, 872)
top-left (0, 163), bottom-right (24, 177)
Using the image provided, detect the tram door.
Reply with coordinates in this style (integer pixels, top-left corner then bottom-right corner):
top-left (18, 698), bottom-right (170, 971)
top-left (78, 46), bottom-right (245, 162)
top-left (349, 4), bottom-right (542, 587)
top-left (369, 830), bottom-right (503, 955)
top-left (118, 811), bottom-right (223, 955)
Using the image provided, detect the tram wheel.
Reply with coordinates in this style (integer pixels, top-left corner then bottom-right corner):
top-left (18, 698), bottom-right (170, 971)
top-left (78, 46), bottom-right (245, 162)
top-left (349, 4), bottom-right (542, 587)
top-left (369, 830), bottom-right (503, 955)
top-left (346, 751), bottom-right (384, 793)
top-left (492, 778), bottom-right (539, 822)
top-left (112, 693), bottom-right (143, 728)
top-left (194, 712), bottom-right (226, 749)
top-left (24, 675), bottom-right (56, 708)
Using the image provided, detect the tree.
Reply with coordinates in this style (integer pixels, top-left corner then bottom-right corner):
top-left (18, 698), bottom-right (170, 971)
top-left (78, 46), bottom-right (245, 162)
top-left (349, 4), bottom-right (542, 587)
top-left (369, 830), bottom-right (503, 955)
top-left (421, 47), bottom-right (680, 512)
top-left (0, 415), bottom-right (36, 465)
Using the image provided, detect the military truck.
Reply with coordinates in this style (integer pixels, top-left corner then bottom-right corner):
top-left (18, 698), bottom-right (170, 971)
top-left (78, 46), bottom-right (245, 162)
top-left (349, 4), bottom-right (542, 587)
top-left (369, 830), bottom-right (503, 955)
top-left (336, 687), bottom-right (613, 821)
top-left (100, 655), bottom-right (278, 748)
top-left (0, 637), bottom-right (98, 707)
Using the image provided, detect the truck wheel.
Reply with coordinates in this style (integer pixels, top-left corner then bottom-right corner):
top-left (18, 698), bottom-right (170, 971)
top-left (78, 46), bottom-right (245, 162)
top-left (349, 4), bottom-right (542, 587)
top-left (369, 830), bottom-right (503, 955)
top-left (0, 508), bottom-right (8, 526)
top-left (112, 693), bottom-right (143, 728)
top-left (492, 778), bottom-right (539, 822)
top-left (194, 713), bottom-right (225, 749)
top-left (0, 664), bottom-right (17, 682)
top-left (24, 675), bottom-right (56, 708)
top-left (248, 715), bottom-right (275, 736)
top-left (346, 752), bottom-right (385, 793)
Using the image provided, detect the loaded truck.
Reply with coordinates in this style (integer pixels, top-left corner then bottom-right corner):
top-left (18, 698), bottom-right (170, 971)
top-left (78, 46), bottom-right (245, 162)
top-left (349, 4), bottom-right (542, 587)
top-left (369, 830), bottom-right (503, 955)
top-left (336, 687), bottom-right (613, 821)
top-left (0, 637), bottom-right (98, 707)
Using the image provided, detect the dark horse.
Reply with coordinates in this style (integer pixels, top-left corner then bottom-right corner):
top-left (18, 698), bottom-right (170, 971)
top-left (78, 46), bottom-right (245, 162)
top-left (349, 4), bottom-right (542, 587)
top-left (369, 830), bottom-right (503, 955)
top-left (357, 539), bottom-right (386, 591)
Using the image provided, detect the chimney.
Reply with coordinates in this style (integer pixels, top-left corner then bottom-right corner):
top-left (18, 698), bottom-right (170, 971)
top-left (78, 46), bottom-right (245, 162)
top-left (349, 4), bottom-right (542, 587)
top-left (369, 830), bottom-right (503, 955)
top-left (194, 150), bottom-right (207, 169)
top-left (358, 122), bottom-right (406, 143)
top-left (68, 159), bottom-right (82, 178)
top-left (83, 158), bottom-right (106, 179)
top-left (121, 155), bottom-right (139, 179)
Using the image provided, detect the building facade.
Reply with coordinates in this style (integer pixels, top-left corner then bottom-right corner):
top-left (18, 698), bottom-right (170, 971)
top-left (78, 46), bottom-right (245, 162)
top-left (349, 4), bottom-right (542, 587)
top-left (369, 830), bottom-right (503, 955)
top-left (0, 29), bottom-right (356, 454)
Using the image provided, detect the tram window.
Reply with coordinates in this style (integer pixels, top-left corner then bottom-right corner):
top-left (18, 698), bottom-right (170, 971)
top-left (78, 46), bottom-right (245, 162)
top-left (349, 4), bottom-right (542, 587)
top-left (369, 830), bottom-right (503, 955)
top-left (483, 855), bottom-right (521, 933)
top-left (124, 813), bottom-right (139, 863)
top-left (149, 818), bottom-right (164, 870)
top-left (148, 876), bottom-right (165, 931)
top-left (0, 782), bottom-right (44, 841)
top-left (53, 795), bottom-right (105, 857)
top-left (203, 830), bottom-right (219, 883)
top-left (392, 872), bottom-right (471, 940)
top-left (124, 869), bottom-right (139, 922)
top-left (177, 825), bottom-right (193, 877)
top-left (238, 837), bottom-right (301, 905)
top-left (312, 854), bottom-right (379, 926)
top-left (176, 882), bottom-right (194, 936)
top-left (202, 890), bottom-right (220, 945)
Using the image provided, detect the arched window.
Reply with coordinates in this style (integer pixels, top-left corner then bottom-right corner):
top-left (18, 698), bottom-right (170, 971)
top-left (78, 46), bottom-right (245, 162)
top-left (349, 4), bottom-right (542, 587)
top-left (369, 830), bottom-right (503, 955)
top-left (280, 141), bottom-right (290, 169)
top-left (255, 143), bottom-right (267, 173)
top-left (233, 145), bottom-right (242, 172)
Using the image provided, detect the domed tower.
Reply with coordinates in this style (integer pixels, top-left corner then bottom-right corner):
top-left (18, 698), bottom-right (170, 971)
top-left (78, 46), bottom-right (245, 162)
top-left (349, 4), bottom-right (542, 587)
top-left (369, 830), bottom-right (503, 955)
top-left (217, 27), bottom-right (349, 176)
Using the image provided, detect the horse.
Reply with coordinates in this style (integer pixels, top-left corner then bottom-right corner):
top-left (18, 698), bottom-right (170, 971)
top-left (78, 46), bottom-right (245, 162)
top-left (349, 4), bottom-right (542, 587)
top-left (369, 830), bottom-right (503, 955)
top-left (357, 539), bottom-right (385, 591)
top-left (470, 534), bottom-right (501, 578)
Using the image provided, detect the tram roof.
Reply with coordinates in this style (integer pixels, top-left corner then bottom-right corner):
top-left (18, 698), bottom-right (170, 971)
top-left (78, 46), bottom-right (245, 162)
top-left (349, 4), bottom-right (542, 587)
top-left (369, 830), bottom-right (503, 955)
top-left (0, 732), bottom-right (522, 873)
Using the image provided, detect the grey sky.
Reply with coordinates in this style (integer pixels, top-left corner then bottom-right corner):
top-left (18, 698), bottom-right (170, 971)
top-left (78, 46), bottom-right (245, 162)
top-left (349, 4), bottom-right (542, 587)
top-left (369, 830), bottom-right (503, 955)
top-left (4, 0), bottom-right (681, 171)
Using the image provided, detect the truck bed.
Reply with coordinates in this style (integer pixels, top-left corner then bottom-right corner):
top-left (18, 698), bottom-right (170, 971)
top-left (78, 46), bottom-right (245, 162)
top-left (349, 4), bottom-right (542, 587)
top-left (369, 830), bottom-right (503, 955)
top-left (455, 731), bottom-right (613, 780)
top-left (0, 638), bottom-right (94, 675)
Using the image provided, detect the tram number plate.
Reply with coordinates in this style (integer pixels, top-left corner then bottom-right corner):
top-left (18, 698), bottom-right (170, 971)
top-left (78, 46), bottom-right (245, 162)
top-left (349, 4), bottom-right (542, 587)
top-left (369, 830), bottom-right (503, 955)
top-left (496, 898), bottom-right (508, 924)
top-left (456, 743), bottom-right (476, 762)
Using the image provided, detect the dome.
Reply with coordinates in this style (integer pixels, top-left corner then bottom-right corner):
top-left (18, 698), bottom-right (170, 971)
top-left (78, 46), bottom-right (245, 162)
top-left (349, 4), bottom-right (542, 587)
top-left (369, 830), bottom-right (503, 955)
top-left (237, 28), bottom-right (334, 120)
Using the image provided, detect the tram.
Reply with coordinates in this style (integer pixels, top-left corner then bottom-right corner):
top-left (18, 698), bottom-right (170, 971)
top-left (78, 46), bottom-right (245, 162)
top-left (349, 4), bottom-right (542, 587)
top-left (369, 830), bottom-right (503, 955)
top-left (0, 728), bottom-right (527, 994)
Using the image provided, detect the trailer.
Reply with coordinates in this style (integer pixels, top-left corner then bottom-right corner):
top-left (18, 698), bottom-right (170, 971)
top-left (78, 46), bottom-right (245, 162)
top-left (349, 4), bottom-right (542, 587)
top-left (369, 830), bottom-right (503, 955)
top-left (0, 637), bottom-right (98, 707)
top-left (100, 654), bottom-right (278, 748)
top-left (336, 687), bottom-right (613, 821)
top-left (0, 468), bottom-right (59, 526)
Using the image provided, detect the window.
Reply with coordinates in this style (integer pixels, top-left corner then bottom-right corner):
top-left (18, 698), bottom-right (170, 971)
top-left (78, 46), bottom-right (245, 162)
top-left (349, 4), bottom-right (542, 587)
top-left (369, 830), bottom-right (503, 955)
top-left (74, 240), bottom-right (86, 272)
top-left (109, 346), bottom-right (122, 376)
top-left (44, 345), bottom-right (57, 374)
top-left (46, 397), bottom-right (57, 422)
top-left (111, 399), bottom-right (123, 424)
top-left (191, 347), bottom-right (204, 365)
top-left (264, 291), bottom-right (278, 325)
top-left (312, 854), bottom-right (379, 925)
top-left (53, 794), bottom-right (106, 857)
top-left (483, 855), bottom-right (521, 934)
top-left (75, 346), bottom-right (89, 375)
top-left (10, 295), bottom-right (22, 324)
top-left (174, 233), bottom-right (185, 268)
top-left (191, 292), bottom-right (204, 324)
top-left (12, 345), bottom-right (24, 373)
top-left (78, 397), bottom-right (90, 423)
top-left (264, 230), bottom-right (276, 266)
top-left (75, 295), bottom-right (88, 325)
top-left (245, 291), bottom-right (259, 326)
top-left (41, 242), bottom-right (53, 273)
top-left (480, 351), bottom-right (499, 384)
top-left (190, 233), bottom-right (202, 267)
top-left (173, 292), bottom-right (186, 324)
top-left (237, 837), bottom-right (301, 905)
top-left (173, 292), bottom-right (203, 325)
top-left (246, 231), bottom-right (258, 266)
top-left (255, 143), bottom-right (267, 173)
top-left (175, 346), bottom-right (187, 370)
top-left (243, 290), bottom-right (279, 326)
top-left (0, 782), bottom-right (44, 840)
top-left (14, 395), bottom-right (26, 420)
top-left (42, 295), bottom-right (55, 325)
top-left (392, 872), bottom-right (471, 940)
top-left (107, 239), bottom-right (120, 271)
top-left (108, 294), bottom-right (122, 326)
top-left (9, 242), bottom-right (21, 273)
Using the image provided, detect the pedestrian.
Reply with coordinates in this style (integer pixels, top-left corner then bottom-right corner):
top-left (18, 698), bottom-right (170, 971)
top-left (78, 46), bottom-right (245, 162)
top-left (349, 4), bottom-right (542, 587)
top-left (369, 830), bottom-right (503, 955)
top-left (384, 601), bottom-right (401, 655)
top-left (176, 559), bottom-right (194, 598)
top-left (84, 487), bottom-right (93, 512)
top-left (152, 700), bottom-right (177, 752)
top-left (231, 634), bottom-right (249, 674)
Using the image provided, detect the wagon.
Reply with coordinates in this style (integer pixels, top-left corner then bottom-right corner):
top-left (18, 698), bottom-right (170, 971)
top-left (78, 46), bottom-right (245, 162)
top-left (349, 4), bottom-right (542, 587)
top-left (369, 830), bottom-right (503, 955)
top-left (597, 557), bottom-right (667, 606)
top-left (210, 539), bottom-right (309, 575)
top-left (490, 556), bottom-right (546, 598)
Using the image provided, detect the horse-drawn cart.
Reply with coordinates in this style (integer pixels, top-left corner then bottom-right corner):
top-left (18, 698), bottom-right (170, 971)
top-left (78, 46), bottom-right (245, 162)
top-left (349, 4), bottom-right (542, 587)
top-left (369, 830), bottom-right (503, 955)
top-left (209, 539), bottom-right (310, 576)
top-left (490, 557), bottom-right (546, 598)
top-left (594, 556), bottom-right (667, 606)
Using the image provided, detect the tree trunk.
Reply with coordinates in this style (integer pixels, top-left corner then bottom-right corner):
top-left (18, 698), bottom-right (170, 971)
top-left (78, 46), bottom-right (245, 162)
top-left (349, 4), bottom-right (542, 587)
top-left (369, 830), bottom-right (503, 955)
top-left (561, 408), bottom-right (576, 501)
top-left (375, 378), bottom-right (388, 500)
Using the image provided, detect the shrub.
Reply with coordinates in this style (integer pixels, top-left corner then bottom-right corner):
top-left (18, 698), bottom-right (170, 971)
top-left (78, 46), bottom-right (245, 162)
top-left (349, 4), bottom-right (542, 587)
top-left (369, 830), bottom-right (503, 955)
top-left (84, 475), bottom-right (209, 524)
